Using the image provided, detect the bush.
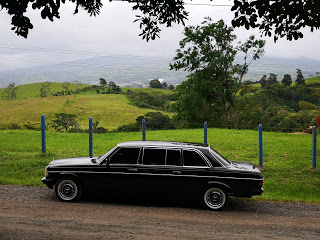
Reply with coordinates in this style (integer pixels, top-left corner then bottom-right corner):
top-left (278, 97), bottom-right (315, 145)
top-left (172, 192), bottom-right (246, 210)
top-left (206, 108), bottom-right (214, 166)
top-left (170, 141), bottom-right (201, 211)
top-left (116, 123), bottom-right (140, 132)
top-left (126, 91), bottom-right (169, 110)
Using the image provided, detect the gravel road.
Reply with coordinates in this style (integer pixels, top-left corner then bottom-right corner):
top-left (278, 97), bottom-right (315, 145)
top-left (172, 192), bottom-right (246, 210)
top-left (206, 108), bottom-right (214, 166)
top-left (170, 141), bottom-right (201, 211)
top-left (0, 185), bottom-right (319, 240)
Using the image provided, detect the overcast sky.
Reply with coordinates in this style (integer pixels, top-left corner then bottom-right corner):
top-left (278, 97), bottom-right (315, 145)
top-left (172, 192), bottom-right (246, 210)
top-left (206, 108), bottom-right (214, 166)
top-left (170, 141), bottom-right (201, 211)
top-left (0, 0), bottom-right (319, 72)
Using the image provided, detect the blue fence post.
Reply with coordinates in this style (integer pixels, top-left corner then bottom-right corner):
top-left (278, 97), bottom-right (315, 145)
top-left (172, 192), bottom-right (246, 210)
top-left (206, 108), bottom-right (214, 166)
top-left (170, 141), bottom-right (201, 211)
top-left (312, 126), bottom-right (317, 169)
top-left (204, 121), bottom-right (207, 145)
top-left (89, 117), bottom-right (93, 157)
top-left (142, 119), bottom-right (146, 141)
top-left (259, 124), bottom-right (263, 167)
top-left (41, 114), bottom-right (46, 153)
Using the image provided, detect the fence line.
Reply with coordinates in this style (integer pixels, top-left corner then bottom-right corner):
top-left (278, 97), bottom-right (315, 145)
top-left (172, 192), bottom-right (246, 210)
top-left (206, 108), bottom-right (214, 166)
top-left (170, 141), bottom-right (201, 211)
top-left (39, 114), bottom-right (317, 169)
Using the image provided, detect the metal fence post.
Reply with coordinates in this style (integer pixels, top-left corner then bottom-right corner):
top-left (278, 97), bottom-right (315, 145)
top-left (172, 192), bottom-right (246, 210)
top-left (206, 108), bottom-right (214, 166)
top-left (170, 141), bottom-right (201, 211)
top-left (41, 114), bottom-right (46, 153)
top-left (89, 117), bottom-right (93, 157)
top-left (312, 126), bottom-right (317, 169)
top-left (259, 124), bottom-right (263, 167)
top-left (142, 119), bottom-right (146, 141)
top-left (204, 121), bottom-right (207, 145)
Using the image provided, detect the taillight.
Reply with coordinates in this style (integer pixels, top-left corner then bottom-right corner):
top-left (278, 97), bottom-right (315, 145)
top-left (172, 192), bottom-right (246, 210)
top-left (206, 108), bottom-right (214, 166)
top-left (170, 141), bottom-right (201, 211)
top-left (259, 180), bottom-right (264, 186)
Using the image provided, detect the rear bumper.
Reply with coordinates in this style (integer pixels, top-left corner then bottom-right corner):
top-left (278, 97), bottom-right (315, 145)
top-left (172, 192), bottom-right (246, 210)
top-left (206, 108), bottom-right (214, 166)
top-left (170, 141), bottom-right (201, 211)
top-left (233, 187), bottom-right (264, 198)
top-left (41, 177), bottom-right (55, 189)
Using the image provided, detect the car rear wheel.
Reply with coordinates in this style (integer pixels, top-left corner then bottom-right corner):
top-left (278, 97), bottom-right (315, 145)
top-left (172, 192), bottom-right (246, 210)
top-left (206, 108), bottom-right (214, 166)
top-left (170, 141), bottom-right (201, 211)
top-left (202, 187), bottom-right (228, 210)
top-left (55, 178), bottom-right (82, 202)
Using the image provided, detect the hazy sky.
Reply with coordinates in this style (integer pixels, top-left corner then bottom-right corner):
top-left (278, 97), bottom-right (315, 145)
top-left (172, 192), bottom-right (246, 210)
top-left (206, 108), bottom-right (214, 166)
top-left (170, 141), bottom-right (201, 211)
top-left (0, 0), bottom-right (319, 72)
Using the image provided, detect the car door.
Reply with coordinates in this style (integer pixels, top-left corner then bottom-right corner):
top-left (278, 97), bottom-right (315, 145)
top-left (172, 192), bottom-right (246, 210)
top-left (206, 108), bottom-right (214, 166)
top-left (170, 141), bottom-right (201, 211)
top-left (177, 149), bottom-right (212, 196)
top-left (137, 147), bottom-right (186, 197)
top-left (94, 147), bottom-right (141, 195)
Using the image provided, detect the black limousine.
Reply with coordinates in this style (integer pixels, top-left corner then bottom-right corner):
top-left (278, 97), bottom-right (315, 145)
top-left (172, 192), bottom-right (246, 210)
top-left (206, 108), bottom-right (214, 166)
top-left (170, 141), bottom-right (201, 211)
top-left (42, 141), bottom-right (264, 210)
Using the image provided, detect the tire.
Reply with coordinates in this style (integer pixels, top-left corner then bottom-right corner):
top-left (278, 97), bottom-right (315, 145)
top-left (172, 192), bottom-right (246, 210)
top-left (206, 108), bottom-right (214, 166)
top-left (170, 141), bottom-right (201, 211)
top-left (202, 187), bottom-right (229, 210)
top-left (55, 177), bottom-right (82, 202)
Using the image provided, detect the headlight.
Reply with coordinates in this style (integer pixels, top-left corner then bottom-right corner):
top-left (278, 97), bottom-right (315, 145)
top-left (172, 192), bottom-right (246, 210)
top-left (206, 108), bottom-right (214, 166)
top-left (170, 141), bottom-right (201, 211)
top-left (45, 168), bottom-right (48, 177)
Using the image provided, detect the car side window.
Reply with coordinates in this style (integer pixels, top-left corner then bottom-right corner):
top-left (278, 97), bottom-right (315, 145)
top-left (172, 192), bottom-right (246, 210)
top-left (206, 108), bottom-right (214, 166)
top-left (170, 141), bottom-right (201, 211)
top-left (202, 149), bottom-right (222, 167)
top-left (109, 148), bottom-right (140, 164)
top-left (143, 148), bottom-right (166, 165)
top-left (166, 149), bottom-right (181, 166)
top-left (183, 150), bottom-right (208, 167)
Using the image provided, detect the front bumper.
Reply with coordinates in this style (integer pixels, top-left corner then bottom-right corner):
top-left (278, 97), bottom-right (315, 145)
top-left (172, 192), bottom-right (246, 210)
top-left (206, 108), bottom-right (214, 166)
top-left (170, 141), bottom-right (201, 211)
top-left (41, 177), bottom-right (55, 189)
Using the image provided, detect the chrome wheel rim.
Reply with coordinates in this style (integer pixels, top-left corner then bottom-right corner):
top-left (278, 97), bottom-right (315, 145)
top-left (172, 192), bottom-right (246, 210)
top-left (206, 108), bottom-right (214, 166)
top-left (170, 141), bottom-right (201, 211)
top-left (57, 180), bottom-right (78, 201)
top-left (204, 188), bottom-right (226, 210)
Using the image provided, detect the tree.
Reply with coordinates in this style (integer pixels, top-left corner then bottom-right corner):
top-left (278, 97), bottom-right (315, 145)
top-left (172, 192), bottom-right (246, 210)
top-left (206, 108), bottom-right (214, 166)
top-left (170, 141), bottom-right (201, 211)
top-left (73, 81), bottom-right (82, 93)
top-left (149, 79), bottom-right (163, 89)
top-left (267, 73), bottom-right (277, 86)
top-left (170, 18), bottom-right (265, 124)
top-left (99, 78), bottom-right (107, 87)
top-left (281, 74), bottom-right (292, 87)
top-left (231, 0), bottom-right (320, 42)
top-left (62, 81), bottom-right (71, 94)
top-left (1, 0), bottom-right (187, 41)
top-left (136, 112), bottom-right (175, 130)
top-left (52, 113), bottom-right (78, 132)
top-left (161, 82), bottom-right (168, 89)
top-left (296, 69), bottom-right (306, 85)
top-left (168, 84), bottom-right (175, 90)
top-left (259, 75), bottom-right (267, 88)
top-left (108, 81), bottom-right (122, 93)
top-left (39, 81), bottom-right (51, 97)
top-left (2, 1), bottom-right (319, 42)
top-left (2, 83), bottom-right (18, 100)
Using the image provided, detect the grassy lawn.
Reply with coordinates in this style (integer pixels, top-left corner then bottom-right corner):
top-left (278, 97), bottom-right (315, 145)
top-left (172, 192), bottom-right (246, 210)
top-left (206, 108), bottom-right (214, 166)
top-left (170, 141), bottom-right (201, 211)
top-left (0, 129), bottom-right (319, 203)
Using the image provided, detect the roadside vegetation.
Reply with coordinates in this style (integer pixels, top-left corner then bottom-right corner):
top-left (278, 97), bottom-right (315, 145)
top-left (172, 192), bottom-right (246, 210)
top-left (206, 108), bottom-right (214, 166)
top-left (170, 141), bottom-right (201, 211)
top-left (0, 128), bottom-right (319, 203)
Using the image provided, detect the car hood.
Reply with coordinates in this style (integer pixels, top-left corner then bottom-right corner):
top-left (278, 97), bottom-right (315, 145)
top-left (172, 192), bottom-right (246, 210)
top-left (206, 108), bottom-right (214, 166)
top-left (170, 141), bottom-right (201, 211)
top-left (48, 157), bottom-right (99, 167)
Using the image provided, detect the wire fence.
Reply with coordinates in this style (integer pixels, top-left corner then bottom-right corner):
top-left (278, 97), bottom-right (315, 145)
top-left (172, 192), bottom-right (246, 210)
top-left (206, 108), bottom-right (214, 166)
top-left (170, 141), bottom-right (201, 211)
top-left (38, 115), bottom-right (318, 169)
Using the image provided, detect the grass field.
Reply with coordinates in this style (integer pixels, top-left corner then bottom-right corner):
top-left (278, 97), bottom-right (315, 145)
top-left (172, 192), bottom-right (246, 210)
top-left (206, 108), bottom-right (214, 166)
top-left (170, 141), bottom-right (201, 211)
top-left (0, 82), bottom-right (92, 100)
top-left (0, 128), bottom-right (319, 203)
top-left (0, 82), bottom-right (173, 100)
top-left (0, 83), bottom-right (173, 130)
top-left (306, 76), bottom-right (320, 84)
top-left (0, 94), bottom-right (164, 130)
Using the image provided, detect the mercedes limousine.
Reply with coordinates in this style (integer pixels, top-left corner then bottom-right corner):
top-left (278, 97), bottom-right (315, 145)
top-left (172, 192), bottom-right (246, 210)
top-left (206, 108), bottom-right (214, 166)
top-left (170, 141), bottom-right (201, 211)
top-left (42, 141), bottom-right (264, 210)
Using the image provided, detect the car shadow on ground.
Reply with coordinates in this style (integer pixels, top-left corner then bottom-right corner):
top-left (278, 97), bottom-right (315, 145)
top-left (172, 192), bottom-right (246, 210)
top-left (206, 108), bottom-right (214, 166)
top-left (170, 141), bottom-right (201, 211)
top-left (69, 190), bottom-right (263, 213)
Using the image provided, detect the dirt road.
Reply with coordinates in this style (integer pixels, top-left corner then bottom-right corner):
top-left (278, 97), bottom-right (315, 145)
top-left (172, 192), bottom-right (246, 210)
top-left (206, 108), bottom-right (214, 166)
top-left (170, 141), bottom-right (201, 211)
top-left (0, 185), bottom-right (319, 240)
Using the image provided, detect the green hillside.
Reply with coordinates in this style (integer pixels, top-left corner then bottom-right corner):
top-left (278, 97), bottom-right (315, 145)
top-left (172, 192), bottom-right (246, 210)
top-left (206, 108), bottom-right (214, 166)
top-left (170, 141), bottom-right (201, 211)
top-left (0, 128), bottom-right (319, 203)
top-left (0, 94), bottom-right (165, 130)
top-left (306, 76), bottom-right (320, 84)
top-left (0, 82), bottom-right (91, 100)
top-left (0, 83), bottom-right (173, 131)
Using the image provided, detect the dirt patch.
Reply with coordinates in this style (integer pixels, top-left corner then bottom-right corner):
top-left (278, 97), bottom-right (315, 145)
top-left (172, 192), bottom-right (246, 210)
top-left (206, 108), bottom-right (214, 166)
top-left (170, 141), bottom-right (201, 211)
top-left (0, 185), bottom-right (319, 239)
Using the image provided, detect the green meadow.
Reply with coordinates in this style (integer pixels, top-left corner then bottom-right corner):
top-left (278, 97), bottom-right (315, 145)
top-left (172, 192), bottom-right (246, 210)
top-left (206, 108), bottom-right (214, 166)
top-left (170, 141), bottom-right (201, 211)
top-left (0, 83), bottom-right (172, 130)
top-left (0, 128), bottom-right (319, 203)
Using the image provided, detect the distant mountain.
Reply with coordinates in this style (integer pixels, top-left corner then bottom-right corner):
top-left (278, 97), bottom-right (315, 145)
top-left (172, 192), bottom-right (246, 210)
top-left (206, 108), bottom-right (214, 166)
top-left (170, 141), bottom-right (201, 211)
top-left (0, 55), bottom-right (319, 88)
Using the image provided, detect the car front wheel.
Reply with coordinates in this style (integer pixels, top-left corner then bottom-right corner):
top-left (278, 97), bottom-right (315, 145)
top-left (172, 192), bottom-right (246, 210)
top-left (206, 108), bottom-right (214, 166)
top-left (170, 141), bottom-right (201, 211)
top-left (55, 178), bottom-right (82, 202)
top-left (202, 187), bottom-right (228, 210)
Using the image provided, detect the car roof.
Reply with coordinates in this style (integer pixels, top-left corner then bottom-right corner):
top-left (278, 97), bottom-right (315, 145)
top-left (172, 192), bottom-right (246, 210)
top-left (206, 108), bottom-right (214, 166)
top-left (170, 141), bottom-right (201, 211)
top-left (117, 141), bottom-right (209, 150)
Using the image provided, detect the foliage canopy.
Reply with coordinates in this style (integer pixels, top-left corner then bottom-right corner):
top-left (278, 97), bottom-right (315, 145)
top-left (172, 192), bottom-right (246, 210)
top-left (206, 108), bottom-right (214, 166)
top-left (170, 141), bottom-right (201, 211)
top-left (2, 0), bottom-right (319, 42)
top-left (170, 18), bottom-right (265, 125)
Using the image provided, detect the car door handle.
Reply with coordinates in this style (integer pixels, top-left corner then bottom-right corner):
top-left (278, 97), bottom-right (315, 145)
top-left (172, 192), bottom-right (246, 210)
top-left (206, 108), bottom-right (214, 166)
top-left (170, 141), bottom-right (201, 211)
top-left (172, 171), bottom-right (182, 175)
top-left (128, 168), bottom-right (138, 172)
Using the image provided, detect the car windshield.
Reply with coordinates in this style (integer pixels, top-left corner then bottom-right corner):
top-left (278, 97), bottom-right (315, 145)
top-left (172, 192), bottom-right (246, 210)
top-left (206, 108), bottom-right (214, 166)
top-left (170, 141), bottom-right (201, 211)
top-left (97, 146), bottom-right (117, 164)
top-left (209, 147), bottom-right (231, 167)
